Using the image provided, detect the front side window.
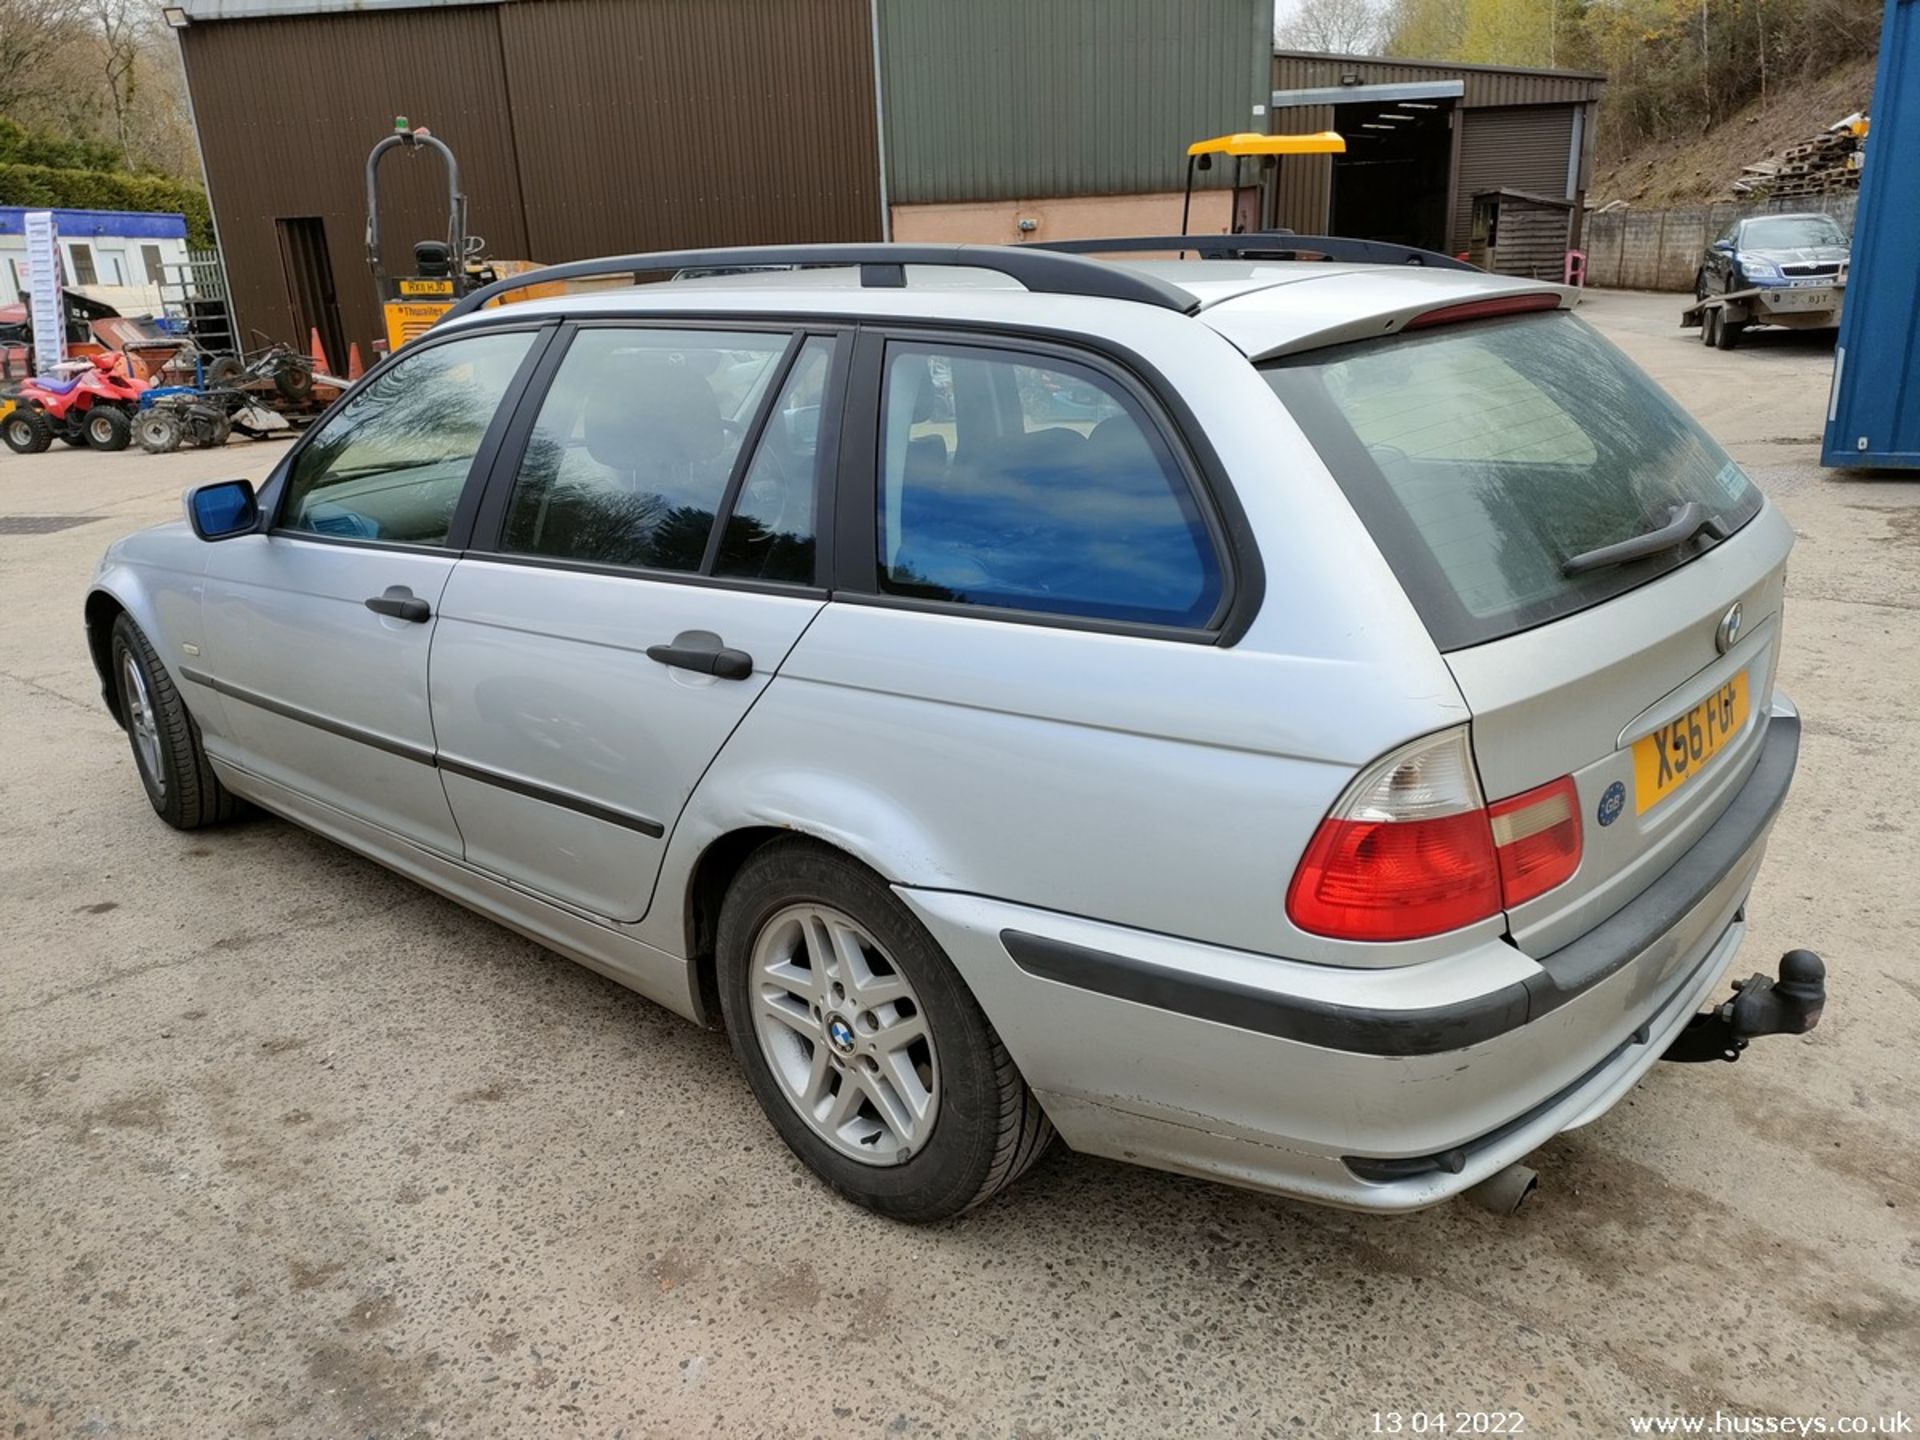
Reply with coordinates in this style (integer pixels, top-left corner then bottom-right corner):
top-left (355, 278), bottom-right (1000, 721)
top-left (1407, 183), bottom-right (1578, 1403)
top-left (280, 329), bottom-right (536, 546)
top-left (876, 342), bottom-right (1222, 628)
top-left (502, 328), bottom-right (789, 574)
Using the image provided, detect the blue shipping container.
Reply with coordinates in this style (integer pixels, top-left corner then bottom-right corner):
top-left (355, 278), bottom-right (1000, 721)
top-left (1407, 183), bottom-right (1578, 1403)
top-left (1822, 0), bottom-right (1920, 468)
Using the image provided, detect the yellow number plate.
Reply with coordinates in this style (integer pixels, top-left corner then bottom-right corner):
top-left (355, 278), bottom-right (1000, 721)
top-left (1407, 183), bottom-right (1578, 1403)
top-left (1632, 671), bottom-right (1751, 814)
top-left (398, 278), bottom-right (454, 297)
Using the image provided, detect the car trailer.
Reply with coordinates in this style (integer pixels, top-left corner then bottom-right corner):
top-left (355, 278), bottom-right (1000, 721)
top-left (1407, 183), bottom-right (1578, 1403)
top-left (1681, 281), bottom-right (1844, 349)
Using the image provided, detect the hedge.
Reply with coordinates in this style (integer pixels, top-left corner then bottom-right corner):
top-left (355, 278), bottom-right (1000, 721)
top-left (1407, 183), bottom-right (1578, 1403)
top-left (0, 162), bottom-right (215, 249)
top-left (0, 118), bottom-right (124, 173)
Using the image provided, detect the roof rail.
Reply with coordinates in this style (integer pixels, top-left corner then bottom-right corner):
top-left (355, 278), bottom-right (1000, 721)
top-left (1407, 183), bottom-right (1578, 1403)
top-left (1032, 232), bottom-right (1479, 272)
top-left (440, 243), bottom-right (1201, 323)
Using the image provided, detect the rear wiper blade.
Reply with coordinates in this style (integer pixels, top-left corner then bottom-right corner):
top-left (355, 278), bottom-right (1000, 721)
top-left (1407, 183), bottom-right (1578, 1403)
top-left (1561, 501), bottom-right (1731, 577)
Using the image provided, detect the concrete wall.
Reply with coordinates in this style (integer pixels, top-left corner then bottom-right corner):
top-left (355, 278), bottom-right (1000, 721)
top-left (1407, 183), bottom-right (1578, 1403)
top-left (891, 191), bottom-right (1233, 246)
top-left (1584, 193), bottom-right (1857, 292)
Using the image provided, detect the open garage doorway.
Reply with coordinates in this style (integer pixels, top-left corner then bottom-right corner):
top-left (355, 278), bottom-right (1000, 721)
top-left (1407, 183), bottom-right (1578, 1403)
top-left (1329, 98), bottom-right (1454, 253)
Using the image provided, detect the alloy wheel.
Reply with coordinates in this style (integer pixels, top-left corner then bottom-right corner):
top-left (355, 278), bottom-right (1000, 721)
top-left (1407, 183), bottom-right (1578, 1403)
top-left (121, 652), bottom-right (165, 799)
top-left (748, 903), bottom-right (938, 1165)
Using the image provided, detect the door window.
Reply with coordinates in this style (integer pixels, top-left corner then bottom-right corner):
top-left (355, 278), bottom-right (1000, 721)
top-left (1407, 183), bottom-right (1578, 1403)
top-left (501, 328), bottom-right (797, 575)
top-left (876, 342), bottom-right (1223, 628)
top-left (279, 329), bottom-right (536, 546)
top-left (711, 336), bottom-right (833, 584)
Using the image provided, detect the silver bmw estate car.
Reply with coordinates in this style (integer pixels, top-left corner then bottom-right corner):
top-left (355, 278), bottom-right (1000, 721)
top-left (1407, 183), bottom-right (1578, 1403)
top-left (85, 240), bottom-right (1823, 1221)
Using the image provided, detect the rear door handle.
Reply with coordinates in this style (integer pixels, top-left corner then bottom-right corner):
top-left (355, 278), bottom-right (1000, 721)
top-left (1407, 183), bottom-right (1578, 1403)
top-left (647, 629), bottom-right (754, 680)
top-left (365, 585), bottom-right (432, 623)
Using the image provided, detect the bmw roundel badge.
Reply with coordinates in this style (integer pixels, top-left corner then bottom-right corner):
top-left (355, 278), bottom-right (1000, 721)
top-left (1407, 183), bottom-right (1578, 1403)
top-left (1597, 780), bottom-right (1626, 827)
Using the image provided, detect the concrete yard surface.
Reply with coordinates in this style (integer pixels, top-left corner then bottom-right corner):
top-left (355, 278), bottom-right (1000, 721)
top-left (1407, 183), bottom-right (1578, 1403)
top-left (1, 290), bottom-right (1915, 1438)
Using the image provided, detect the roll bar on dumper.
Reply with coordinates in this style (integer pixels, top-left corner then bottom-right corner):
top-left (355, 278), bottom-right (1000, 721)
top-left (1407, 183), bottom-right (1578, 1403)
top-left (365, 118), bottom-right (480, 352)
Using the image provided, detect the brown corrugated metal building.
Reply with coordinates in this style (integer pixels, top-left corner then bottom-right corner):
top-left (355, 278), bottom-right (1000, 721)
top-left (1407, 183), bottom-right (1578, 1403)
top-left (172, 0), bottom-right (1273, 361)
top-left (1269, 51), bottom-right (1604, 256)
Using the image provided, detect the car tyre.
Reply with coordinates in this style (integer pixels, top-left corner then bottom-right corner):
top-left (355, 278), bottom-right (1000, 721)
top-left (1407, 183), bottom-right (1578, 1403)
top-left (1715, 313), bottom-right (1741, 350)
top-left (84, 405), bottom-right (132, 451)
top-left (2, 405), bottom-right (53, 454)
top-left (1701, 308), bottom-right (1720, 347)
top-left (717, 838), bottom-right (1053, 1222)
top-left (109, 613), bottom-right (244, 830)
top-left (1692, 269), bottom-right (1709, 303)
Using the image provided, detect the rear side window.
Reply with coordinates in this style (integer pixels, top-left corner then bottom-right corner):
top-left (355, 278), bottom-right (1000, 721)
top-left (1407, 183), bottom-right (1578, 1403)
top-left (877, 341), bottom-right (1223, 628)
top-left (1264, 313), bottom-right (1763, 648)
top-left (502, 329), bottom-right (789, 573)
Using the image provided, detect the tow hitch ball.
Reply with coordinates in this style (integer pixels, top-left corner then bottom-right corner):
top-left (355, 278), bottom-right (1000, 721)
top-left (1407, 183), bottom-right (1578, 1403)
top-left (1662, 949), bottom-right (1826, 1064)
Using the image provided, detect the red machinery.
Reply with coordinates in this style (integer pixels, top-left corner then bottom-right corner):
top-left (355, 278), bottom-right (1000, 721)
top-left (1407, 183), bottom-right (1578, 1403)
top-left (2, 354), bottom-right (150, 454)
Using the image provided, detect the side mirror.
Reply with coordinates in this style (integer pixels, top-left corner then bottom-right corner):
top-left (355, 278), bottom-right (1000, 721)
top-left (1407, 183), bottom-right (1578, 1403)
top-left (185, 479), bottom-right (259, 541)
top-left (1713, 239), bottom-right (1734, 252)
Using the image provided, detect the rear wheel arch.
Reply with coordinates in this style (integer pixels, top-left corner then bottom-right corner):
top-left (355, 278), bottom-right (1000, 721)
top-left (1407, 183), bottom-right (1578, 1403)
top-left (685, 826), bottom-right (791, 1020)
top-left (684, 825), bottom-right (910, 1023)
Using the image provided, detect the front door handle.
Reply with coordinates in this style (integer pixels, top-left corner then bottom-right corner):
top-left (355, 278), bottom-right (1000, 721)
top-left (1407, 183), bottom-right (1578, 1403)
top-left (365, 585), bottom-right (432, 623)
top-left (647, 629), bottom-right (753, 680)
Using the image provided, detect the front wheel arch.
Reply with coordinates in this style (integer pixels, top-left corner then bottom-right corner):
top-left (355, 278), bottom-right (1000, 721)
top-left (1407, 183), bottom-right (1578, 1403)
top-left (84, 590), bottom-right (129, 725)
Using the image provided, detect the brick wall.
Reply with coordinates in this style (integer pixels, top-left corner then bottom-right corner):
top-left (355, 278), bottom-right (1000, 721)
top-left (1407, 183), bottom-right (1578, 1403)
top-left (1584, 193), bottom-right (1856, 292)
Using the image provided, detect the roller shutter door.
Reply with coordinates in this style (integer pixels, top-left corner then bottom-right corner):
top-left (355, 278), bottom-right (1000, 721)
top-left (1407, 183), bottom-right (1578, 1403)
top-left (1453, 105), bottom-right (1576, 250)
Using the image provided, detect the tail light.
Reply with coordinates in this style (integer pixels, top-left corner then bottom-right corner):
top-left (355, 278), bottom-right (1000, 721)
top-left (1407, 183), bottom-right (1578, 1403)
top-left (1487, 776), bottom-right (1582, 907)
top-left (1287, 729), bottom-right (1583, 942)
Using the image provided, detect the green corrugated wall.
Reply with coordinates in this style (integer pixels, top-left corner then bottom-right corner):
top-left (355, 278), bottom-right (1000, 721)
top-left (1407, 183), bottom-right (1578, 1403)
top-left (878, 0), bottom-right (1272, 202)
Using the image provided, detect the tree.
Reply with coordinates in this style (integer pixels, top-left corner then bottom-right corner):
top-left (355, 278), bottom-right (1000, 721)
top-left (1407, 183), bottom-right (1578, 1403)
top-left (1278, 0), bottom-right (1386, 55)
top-left (93, 0), bottom-right (143, 172)
top-left (0, 0), bottom-right (86, 116)
top-left (1381, 0), bottom-right (1467, 59)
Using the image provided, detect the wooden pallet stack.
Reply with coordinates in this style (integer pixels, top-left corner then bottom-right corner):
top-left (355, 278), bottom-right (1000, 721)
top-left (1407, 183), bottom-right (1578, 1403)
top-left (1734, 116), bottom-right (1867, 199)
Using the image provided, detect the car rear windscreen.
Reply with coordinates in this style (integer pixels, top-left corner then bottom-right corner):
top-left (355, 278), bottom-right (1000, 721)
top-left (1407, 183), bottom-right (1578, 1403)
top-left (1262, 312), bottom-right (1763, 650)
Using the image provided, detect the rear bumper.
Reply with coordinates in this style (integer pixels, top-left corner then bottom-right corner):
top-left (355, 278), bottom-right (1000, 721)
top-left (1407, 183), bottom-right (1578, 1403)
top-left (899, 701), bottom-right (1800, 1210)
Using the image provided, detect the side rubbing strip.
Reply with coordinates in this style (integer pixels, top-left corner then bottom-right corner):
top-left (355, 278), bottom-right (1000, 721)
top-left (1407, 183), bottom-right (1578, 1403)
top-left (182, 667), bottom-right (665, 839)
top-left (436, 756), bottom-right (665, 838)
top-left (180, 666), bottom-right (434, 764)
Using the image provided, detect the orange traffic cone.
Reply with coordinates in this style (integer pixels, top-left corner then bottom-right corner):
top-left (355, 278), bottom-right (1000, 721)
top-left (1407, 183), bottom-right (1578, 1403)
top-left (308, 327), bottom-right (330, 375)
top-left (346, 343), bottom-right (364, 380)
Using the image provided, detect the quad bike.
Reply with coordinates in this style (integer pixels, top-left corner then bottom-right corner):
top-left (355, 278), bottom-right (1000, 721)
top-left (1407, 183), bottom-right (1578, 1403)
top-left (1, 355), bottom-right (149, 454)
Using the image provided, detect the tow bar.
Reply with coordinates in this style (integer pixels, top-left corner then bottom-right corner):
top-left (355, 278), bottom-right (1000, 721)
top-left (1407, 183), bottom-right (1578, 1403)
top-left (1661, 949), bottom-right (1826, 1064)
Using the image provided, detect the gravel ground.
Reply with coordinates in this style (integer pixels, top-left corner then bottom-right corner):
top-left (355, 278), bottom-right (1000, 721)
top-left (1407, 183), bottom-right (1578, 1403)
top-left (1, 289), bottom-right (1914, 1438)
